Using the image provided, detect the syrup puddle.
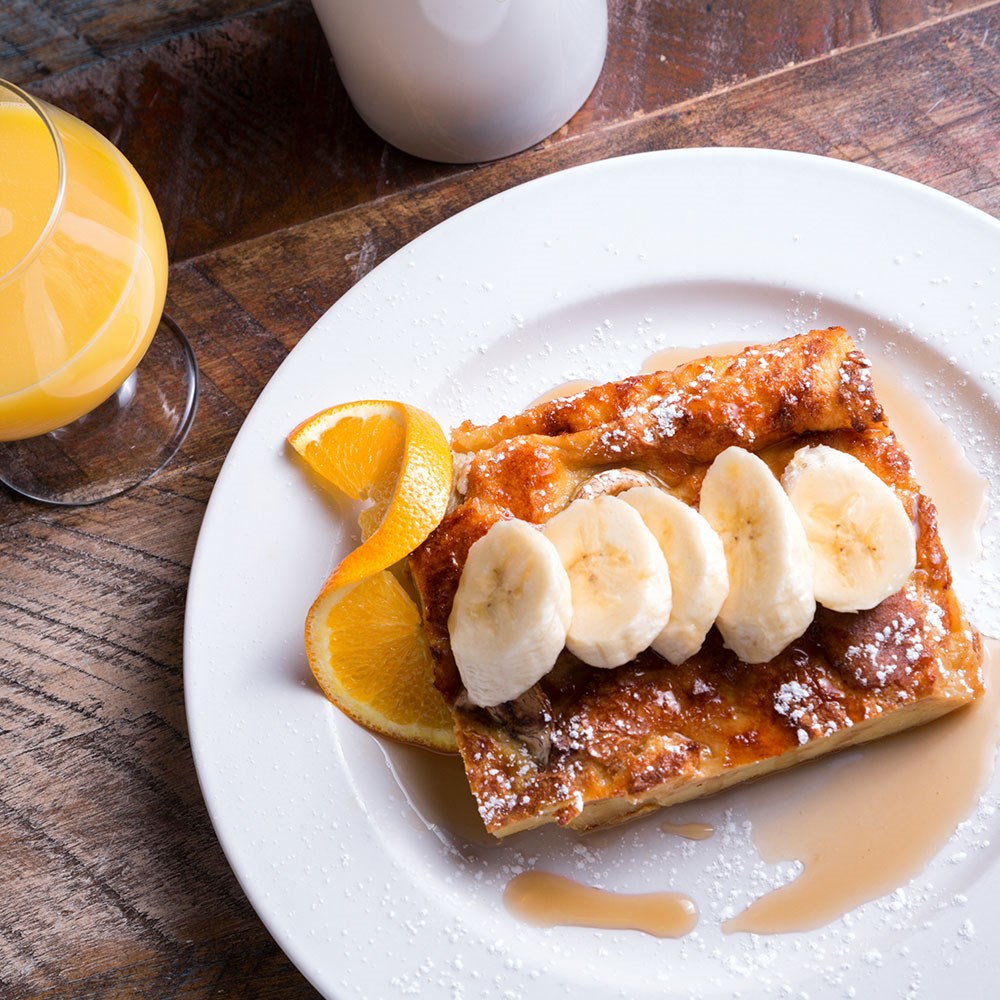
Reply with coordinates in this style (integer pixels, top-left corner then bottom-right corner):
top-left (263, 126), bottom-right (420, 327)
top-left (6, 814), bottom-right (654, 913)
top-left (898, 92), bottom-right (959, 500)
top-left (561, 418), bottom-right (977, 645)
top-left (504, 870), bottom-right (698, 938)
top-left (660, 820), bottom-right (715, 841)
top-left (726, 639), bottom-right (1000, 933)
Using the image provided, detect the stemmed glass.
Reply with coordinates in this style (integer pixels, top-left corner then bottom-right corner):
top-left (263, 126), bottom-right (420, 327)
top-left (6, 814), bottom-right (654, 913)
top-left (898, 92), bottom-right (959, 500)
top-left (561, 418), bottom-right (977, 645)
top-left (0, 79), bottom-right (197, 505)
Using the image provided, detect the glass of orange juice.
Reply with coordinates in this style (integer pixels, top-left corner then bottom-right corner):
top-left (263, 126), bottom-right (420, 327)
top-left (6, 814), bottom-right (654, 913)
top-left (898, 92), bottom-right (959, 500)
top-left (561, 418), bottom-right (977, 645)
top-left (0, 79), bottom-right (197, 505)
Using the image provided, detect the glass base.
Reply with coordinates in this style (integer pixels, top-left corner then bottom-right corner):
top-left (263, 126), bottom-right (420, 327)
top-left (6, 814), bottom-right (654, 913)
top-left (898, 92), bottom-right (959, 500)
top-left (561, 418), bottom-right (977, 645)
top-left (0, 315), bottom-right (198, 506)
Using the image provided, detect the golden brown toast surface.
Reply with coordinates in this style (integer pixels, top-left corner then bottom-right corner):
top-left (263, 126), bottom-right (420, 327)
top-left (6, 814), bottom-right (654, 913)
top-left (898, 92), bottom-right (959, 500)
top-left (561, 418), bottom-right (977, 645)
top-left (408, 328), bottom-right (982, 836)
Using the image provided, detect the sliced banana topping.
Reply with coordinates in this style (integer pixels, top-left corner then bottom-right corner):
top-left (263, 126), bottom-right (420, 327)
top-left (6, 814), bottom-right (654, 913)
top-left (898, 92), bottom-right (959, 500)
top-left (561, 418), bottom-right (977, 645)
top-left (449, 446), bottom-right (915, 703)
top-left (699, 446), bottom-right (816, 664)
top-left (782, 444), bottom-right (916, 613)
top-left (448, 518), bottom-right (572, 707)
top-left (572, 467), bottom-right (666, 501)
top-left (543, 495), bottom-right (672, 669)
top-left (619, 486), bottom-right (730, 665)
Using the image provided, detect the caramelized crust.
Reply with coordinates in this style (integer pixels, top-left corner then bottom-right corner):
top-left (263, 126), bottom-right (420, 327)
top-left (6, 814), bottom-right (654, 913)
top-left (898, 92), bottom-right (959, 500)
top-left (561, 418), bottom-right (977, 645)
top-left (408, 329), bottom-right (982, 836)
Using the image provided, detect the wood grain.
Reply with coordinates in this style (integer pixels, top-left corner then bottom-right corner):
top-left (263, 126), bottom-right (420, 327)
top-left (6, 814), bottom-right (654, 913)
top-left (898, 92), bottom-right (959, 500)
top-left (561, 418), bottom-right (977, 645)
top-left (0, 0), bottom-right (271, 81)
top-left (0, 1), bottom-right (998, 998)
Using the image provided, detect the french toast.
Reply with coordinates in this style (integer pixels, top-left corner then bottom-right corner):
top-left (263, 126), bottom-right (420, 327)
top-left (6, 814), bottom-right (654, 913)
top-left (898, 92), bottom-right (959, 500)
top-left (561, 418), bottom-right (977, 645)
top-left (408, 328), bottom-right (983, 837)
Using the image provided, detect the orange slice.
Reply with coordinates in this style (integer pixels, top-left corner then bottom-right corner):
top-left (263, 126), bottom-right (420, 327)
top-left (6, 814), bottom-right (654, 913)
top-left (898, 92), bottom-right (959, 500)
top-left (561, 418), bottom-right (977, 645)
top-left (305, 570), bottom-right (457, 752)
top-left (288, 400), bottom-right (453, 587)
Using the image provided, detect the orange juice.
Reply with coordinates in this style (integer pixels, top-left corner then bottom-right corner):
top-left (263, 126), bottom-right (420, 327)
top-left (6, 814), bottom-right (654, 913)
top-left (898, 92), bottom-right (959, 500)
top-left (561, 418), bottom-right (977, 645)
top-left (0, 95), bottom-right (168, 440)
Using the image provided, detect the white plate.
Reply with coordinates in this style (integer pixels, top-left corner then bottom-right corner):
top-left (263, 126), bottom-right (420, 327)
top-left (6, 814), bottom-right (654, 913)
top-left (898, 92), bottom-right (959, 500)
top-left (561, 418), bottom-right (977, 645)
top-left (185, 149), bottom-right (1000, 999)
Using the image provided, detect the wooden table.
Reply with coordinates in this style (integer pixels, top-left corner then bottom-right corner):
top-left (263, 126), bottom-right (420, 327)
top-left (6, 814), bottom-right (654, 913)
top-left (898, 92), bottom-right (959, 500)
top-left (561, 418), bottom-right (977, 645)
top-left (2, 1), bottom-right (998, 997)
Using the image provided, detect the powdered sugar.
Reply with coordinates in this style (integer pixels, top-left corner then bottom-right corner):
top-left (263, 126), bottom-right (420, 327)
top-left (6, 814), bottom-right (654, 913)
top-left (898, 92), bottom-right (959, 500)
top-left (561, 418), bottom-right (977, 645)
top-left (650, 392), bottom-right (686, 438)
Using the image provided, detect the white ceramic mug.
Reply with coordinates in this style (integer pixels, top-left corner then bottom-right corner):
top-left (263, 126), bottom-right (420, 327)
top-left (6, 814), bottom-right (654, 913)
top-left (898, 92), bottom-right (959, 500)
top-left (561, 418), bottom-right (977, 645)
top-left (310, 0), bottom-right (608, 163)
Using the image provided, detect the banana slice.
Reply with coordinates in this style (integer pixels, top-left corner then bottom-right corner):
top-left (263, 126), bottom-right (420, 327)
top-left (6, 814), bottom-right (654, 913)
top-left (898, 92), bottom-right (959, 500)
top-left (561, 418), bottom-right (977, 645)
top-left (448, 518), bottom-right (572, 707)
top-left (619, 486), bottom-right (729, 664)
top-left (700, 446), bottom-right (815, 664)
top-left (543, 495), bottom-right (672, 669)
top-left (782, 444), bottom-right (917, 613)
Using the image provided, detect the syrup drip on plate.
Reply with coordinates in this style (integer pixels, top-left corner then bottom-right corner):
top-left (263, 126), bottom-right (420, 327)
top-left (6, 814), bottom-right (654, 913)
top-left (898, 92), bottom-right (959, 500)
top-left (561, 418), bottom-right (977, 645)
top-left (726, 639), bottom-right (1000, 933)
top-left (660, 820), bottom-right (715, 841)
top-left (503, 870), bottom-right (698, 938)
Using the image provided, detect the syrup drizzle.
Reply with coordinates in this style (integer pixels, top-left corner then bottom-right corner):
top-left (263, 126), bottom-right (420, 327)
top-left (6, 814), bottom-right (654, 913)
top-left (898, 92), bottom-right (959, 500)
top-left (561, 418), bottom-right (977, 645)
top-left (503, 870), bottom-right (698, 938)
top-left (660, 820), bottom-right (715, 841)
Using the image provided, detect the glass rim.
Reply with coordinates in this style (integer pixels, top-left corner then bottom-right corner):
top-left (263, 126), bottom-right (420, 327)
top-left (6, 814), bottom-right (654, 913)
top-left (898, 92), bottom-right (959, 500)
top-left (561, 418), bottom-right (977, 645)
top-left (0, 78), bottom-right (67, 287)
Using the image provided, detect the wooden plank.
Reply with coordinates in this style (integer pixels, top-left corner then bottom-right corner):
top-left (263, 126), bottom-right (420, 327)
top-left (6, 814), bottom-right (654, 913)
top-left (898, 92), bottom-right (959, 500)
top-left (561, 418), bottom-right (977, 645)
top-left (0, 0), bottom-right (273, 81)
top-left (19, 941), bottom-right (320, 1000)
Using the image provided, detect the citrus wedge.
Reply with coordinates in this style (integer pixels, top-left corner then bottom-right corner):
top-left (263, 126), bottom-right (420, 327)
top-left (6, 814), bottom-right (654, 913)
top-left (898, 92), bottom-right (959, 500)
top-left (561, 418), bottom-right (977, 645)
top-left (305, 570), bottom-right (457, 752)
top-left (288, 400), bottom-right (453, 587)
